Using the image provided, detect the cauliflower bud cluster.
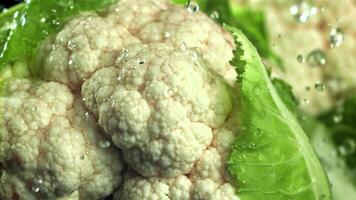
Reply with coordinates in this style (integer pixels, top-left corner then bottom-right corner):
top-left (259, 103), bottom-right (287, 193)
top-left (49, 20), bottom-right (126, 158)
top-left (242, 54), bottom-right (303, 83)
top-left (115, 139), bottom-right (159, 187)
top-left (1, 0), bottom-right (241, 199)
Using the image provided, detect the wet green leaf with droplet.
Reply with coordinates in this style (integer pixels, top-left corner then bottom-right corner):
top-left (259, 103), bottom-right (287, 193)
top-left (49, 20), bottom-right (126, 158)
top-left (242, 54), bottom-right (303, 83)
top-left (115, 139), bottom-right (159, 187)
top-left (226, 24), bottom-right (331, 200)
top-left (0, 0), bottom-right (118, 76)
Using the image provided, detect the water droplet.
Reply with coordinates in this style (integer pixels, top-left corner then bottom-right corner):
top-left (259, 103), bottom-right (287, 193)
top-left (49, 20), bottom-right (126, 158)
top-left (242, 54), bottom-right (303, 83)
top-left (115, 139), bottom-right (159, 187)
top-left (210, 11), bottom-right (219, 20)
top-left (258, 109), bottom-right (267, 118)
top-left (186, 0), bottom-right (199, 13)
top-left (301, 115), bottom-right (308, 121)
top-left (67, 40), bottom-right (77, 51)
top-left (20, 14), bottom-right (27, 26)
top-left (180, 42), bottom-right (187, 51)
top-left (13, 11), bottom-right (19, 18)
top-left (32, 186), bottom-right (40, 193)
top-left (84, 112), bottom-right (90, 118)
top-left (333, 114), bottom-right (343, 123)
top-left (338, 138), bottom-right (356, 157)
top-left (138, 59), bottom-right (145, 65)
top-left (31, 178), bottom-right (43, 193)
top-left (164, 32), bottom-right (170, 38)
top-left (190, 51), bottom-right (198, 62)
top-left (99, 140), bottom-right (111, 148)
top-left (303, 98), bottom-right (310, 104)
top-left (117, 75), bottom-right (123, 81)
top-left (80, 155), bottom-right (85, 160)
top-left (297, 54), bottom-right (305, 63)
top-left (167, 89), bottom-right (174, 96)
top-left (52, 18), bottom-right (60, 26)
top-left (68, 0), bottom-right (75, 10)
top-left (307, 49), bottom-right (326, 66)
top-left (329, 27), bottom-right (344, 48)
top-left (290, 0), bottom-right (318, 23)
top-left (252, 86), bottom-right (261, 96)
top-left (115, 48), bottom-right (129, 65)
top-left (40, 17), bottom-right (46, 23)
top-left (314, 82), bottom-right (325, 91)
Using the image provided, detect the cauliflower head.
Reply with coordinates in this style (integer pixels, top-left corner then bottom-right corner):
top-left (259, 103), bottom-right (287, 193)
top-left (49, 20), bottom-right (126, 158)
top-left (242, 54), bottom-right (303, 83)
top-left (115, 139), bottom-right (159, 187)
top-left (2, 0), bottom-right (241, 199)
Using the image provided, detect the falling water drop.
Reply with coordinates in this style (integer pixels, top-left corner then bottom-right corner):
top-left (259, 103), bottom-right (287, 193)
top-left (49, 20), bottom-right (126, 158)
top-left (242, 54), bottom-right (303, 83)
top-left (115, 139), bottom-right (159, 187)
top-left (186, 0), bottom-right (199, 13)
top-left (297, 54), bottom-right (305, 63)
top-left (210, 11), bottom-right (219, 20)
top-left (314, 82), bottom-right (326, 91)
top-left (329, 27), bottom-right (344, 48)
top-left (307, 49), bottom-right (326, 66)
top-left (99, 140), bottom-right (111, 148)
top-left (290, 0), bottom-right (318, 23)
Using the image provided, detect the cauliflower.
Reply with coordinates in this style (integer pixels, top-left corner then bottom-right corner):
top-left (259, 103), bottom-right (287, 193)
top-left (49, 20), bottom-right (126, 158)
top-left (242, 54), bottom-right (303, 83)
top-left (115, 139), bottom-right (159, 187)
top-left (1, 0), bottom-right (241, 199)
top-left (0, 79), bottom-right (124, 199)
top-left (234, 0), bottom-right (356, 114)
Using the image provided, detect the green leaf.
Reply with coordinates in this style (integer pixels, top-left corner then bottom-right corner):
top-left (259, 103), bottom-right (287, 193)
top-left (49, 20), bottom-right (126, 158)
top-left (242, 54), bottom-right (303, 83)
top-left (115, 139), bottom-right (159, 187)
top-left (0, 0), bottom-right (118, 76)
top-left (0, 4), bottom-right (26, 55)
top-left (171, 0), bottom-right (283, 69)
top-left (226, 25), bottom-right (331, 200)
top-left (272, 78), bottom-right (299, 116)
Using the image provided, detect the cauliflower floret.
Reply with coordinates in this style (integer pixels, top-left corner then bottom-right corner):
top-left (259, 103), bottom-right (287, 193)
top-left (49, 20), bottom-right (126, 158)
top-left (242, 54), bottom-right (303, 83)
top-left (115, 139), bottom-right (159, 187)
top-left (40, 0), bottom-right (236, 90)
top-left (0, 79), bottom-right (123, 200)
top-left (40, 14), bottom-right (140, 89)
top-left (82, 44), bottom-right (233, 177)
top-left (113, 115), bottom-right (240, 200)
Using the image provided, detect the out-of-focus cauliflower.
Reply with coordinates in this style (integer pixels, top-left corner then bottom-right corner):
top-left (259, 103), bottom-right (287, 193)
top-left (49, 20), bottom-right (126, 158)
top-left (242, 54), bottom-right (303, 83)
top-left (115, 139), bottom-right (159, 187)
top-left (234, 0), bottom-right (356, 114)
top-left (0, 79), bottom-right (124, 200)
top-left (2, 0), bottom-right (242, 199)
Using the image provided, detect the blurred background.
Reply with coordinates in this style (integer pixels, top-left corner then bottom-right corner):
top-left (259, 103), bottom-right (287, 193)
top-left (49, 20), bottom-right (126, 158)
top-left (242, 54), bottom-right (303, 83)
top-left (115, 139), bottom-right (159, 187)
top-left (0, 0), bottom-right (22, 8)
